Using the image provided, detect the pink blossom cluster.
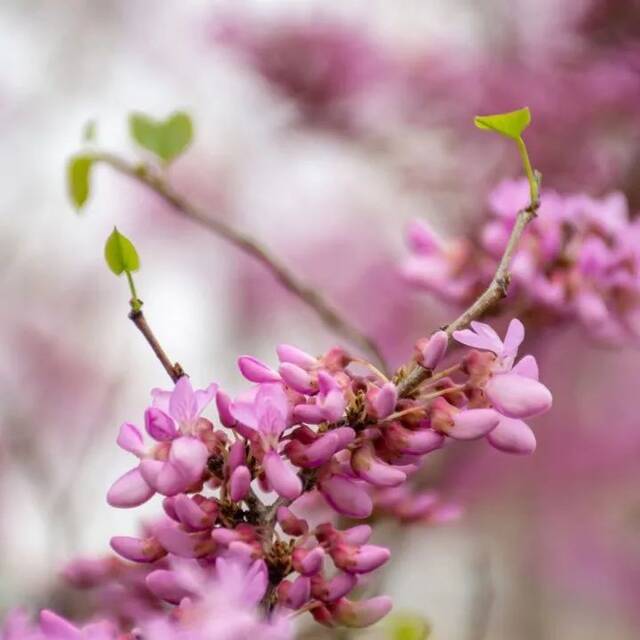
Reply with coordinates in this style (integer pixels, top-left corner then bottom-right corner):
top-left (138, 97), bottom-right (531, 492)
top-left (3, 320), bottom-right (551, 638)
top-left (404, 179), bottom-right (640, 343)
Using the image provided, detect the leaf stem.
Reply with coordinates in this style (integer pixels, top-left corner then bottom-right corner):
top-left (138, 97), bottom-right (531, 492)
top-left (516, 136), bottom-right (538, 205)
top-left (125, 270), bottom-right (142, 311)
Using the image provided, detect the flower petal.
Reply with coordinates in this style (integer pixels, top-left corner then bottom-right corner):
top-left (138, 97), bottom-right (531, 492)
top-left (486, 373), bottom-right (552, 418)
top-left (487, 416), bottom-right (537, 454)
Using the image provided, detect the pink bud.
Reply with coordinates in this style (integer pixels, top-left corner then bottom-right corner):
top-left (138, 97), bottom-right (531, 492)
top-left (146, 569), bottom-right (189, 604)
top-left (329, 596), bottom-right (393, 628)
top-left (320, 475), bottom-right (373, 519)
top-left (370, 382), bottom-right (398, 419)
top-left (107, 466), bottom-right (154, 508)
top-left (263, 450), bottom-right (302, 500)
top-left (216, 390), bottom-right (236, 428)
top-left (116, 422), bottom-right (145, 456)
top-left (153, 521), bottom-right (213, 558)
top-left (169, 436), bottom-right (209, 484)
top-left (341, 525), bottom-right (372, 546)
top-left (418, 330), bottom-right (449, 369)
top-left (230, 465), bottom-right (252, 501)
top-left (297, 431), bottom-right (342, 468)
top-left (173, 494), bottom-right (212, 531)
top-left (279, 363), bottom-right (316, 394)
top-left (237, 356), bottom-right (281, 383)
top-left (384, 423), bottom-right (444, 455)
top-left (228, 440), bottom-right (246, 472)
top-left (144, 407), bottom-right (178, 441)
top-left (277, 506), bottom-right (308, 536)
top-left (448, 408), bottom-right (499, 440)
top-left (407, 219), bottom-right (440, 253)
top-left (110, 536), bottom-right (166, 563)
top-left (211, 528), bottom-right (240, 546)
top-left (332, 544), bottom-right (390, 574)
top-left (485, 373), bottom-right (552, 419)
top-left (277, 344), bottom-right (318, 368)
top-left (293, 403), bottom-right (328, 424)
top-left (277, 576), bottom-right (311, 609)
top-left (351, 444), bottom-right (406, 487)
top-left (312, 572), bottom-right (358, 602)
top-left (39, 611), bottom-right (80, 638)
top-left (487, 416), bottom-right (536, 454)
top-left (292, 546), bottom-right (325, 576)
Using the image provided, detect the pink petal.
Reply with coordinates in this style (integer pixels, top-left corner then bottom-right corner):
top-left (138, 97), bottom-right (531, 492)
top-left (116, 422), bottom-right (145, 456)
top-left (237, 356), bottom-right (281, 383)
top-left (313, 572), bottom-right (357, 602)
top-left (194, 383), bottom-right (218, 417)
top-left (146, 569), bottom-right (189, 605)
top-left (169, 376), bottom-right (197, 423)
top-left (511, 354), bottom-right (539, 380)
top-left (419, 330), bottom-right (449, 369)
top-left (39, 611), bottom-right (80, 640)
top-left (144, 407), bottom-right (177, 441)
top-left (448, 408), bottom-right (499, 440)
top-left (333, 544), bottom-right (390, 574)
top-left (279, 362), bottom-right (316, 394)
top-left (320, 475), bottom-right (372, 519)
top-left (229, 465), bottom-right (252, 501)
top-left (276, 344), bottom-right (317, 368)
top-left (351, 445), bottom-right (406, 487)
top-left (110, 536), bottom-right (166, 563)
top-left (216, 390), bottom-right (236, 428)
top-left (486, 373), bottom-right (552, 419)
top-left (263, 450), bottom-right (302, 500)
top-left (107, 466), bottom-right (154, 508)
top-left (487, 417), bottom-right (537, 454)
top-left (502, 318), bottom-right (525, 358)
top-left (153, 521), bottom-right (212, 558)
top-left (330, 596), bottom-right (393, 628)
top-left (173, 494), bottom-right (211, 531)
top-left (169, 437), bottom-right (209, 484)
top-left (371, 382), bottom-right (398, 419)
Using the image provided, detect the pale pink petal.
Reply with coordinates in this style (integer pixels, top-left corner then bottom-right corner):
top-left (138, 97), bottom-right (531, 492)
top-left (116, 422), bottom-right (145, 456)
top-left (107, 467), bottom-right (154, 508)
top-left (146, 569), bottom-right (190, 605)
top-left (487, 417), bottom-right (537, 454)
top-left (144, 407), bottom-right (177, 441)
top-left (263, 450), bottom-right (302, 500)
top-left (194, 383), bottom-right (218, 416)
top-left (511, 354), bottom-right (539, 380)
top-left (502, 318), bottom-right (525, 358)
top-left (486, 373), bottom-right (552, 418)
top-left (320, 475), bottom-right (372, 519)
top-left (169, 377), bottom-right (197, 423)
top-left (39, 611), bottom-right (80, 640)
top-left (330, 596), bottom-right (393, 628)
top-left (276, 344), bottom-right (317, 368)
top-left (169, 437), bottom-right (209, 483)
top-left (229, 465), bottom-right (252, 501)
top-left (238, 356), bottom-right (281, 383)
top-left (448, 408), bottom-right (499, 440)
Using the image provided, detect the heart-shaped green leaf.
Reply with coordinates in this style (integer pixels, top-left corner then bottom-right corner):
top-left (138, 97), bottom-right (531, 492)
top-left (67, 154), bottom-right (94, 210)
top-left (129, 111), bottom-right (193, 164)
top-left (474, 107), bottom-right (531, 139)
top-left (105, 228), bottom-right (140, 276)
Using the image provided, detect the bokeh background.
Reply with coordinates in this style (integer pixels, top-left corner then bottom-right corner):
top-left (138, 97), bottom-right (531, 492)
top-left (1, 1), bottom-right (639, 638)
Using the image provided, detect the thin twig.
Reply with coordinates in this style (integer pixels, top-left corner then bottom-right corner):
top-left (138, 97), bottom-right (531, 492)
top-left (128, 308), bottom-right (184, 382)
top-left (91, 152), bottom-right (386, 370)
top-left (397, 199), bottom-right (539, 397)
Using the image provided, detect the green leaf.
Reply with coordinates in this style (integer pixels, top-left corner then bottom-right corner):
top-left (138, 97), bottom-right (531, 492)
top-left (129, 111), bottom-right (193, 164)
top-left (387, 614), bottom-right (431, 640)
top-left (67, 154), bottom-right (94, 210)
top-left (104, 228), bottom-right (140, 276)
top-left (474, 107), bottom-right (531, 139)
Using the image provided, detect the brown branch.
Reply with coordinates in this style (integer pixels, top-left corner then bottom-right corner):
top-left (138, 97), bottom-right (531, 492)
top-left (91, 152), bottom-right (386, 370)
top-left (128, 307), bottom-right (184, 383)
top-left (396, 199), bottom-right (539, 397)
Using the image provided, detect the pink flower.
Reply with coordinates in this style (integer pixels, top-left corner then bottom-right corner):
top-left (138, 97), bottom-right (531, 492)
top-left (230, 384), bottom-right (302, 500)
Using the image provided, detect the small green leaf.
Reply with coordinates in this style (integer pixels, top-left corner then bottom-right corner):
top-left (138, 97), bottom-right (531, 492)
top-left (387, 614), bottom-right (431, 640)
top-left (129, 111), bottom-right (193, 164)
top-left (104, 228), bottom-right (140, 276)
top-left (474, 107), bottom-right (531, 139)
top-left (67, 154), bottom-right (94, 210)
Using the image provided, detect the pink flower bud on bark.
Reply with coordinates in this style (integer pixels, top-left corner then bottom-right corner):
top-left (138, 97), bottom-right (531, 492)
top-left (292, 546), bottom-right (325, 576)
top-left (416, 330), bottom-right (448, 369)
top-left (229, 465), bottom-right (252, 501)
top-left (144, 407), bottom-right (177, 441)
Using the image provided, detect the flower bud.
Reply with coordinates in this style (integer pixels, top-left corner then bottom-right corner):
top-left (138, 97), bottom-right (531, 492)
top-left (237, 356), bottom-right (281, 383)
top-left (328, 596), bottom-right (393, 628)
top-left (110, 536), bottom-right (166, 563)
top-left (416, 330), bottom-right (448, 369)
top-left (144, 408), bottom-right (177, 441)
top-left (229, 465), bottom-right (252, 501)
